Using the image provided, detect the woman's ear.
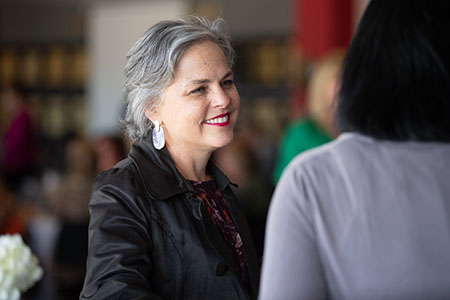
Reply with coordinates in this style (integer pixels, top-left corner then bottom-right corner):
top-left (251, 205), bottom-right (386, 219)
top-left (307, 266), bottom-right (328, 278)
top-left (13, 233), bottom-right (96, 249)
top-left (144, 107), bottom-right (158, 124)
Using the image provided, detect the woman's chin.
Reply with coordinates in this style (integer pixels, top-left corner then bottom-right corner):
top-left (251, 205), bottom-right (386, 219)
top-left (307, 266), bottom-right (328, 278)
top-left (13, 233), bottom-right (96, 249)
top-left (211, 134), bottom-right (234, 150)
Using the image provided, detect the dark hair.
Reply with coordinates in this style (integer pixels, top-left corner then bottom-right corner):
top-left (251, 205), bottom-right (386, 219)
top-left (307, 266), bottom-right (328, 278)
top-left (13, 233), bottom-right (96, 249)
top-left (336, 0), bottom-right (450, 141)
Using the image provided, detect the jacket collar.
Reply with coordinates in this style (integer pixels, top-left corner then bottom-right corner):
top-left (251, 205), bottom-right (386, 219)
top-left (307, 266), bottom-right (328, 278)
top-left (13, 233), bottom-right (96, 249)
top-left (129, 135), bottom-right (232, 201)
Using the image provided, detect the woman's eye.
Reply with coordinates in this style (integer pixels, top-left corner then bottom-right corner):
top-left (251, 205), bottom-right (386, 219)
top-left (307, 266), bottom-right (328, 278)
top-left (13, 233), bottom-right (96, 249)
top-left (223, 79), bottom-right (234, 86)
top-left (190, 86), bottom-right (206, 94)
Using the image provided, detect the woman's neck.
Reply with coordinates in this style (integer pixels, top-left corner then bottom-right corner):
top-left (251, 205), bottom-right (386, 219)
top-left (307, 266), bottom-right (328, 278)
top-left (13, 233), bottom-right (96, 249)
top-left (165, 144), bottom-right (212, 182)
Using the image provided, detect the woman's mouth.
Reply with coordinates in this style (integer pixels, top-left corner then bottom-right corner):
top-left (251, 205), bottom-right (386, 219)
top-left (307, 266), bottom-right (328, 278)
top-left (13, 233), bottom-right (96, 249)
top-left (204, 113), bottom-right (230, 127)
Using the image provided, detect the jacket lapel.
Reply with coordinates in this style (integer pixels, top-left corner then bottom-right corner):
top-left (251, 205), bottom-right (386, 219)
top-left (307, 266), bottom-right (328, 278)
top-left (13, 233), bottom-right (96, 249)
top-left (200, 200), bottom-right (240, 272)
top-left (224, 187), bottom-right (260, 298)
top-left (208, 163), bottom-right (260, 297)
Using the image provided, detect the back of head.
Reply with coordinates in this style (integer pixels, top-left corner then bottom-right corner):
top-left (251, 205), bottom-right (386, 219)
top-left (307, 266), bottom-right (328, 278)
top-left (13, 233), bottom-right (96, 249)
top-left (123, 16), bottom-right (234, 141)
top-left (336, 0), bottom-right (450, 141)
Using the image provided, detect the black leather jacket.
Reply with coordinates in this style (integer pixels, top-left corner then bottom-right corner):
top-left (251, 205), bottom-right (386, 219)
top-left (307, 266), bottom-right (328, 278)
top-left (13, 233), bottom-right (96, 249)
top-left (80, 136), bottom-right (260, 299)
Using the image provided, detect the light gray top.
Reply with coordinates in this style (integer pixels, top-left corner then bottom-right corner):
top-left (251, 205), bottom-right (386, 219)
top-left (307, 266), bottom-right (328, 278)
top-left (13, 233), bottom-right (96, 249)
top-left (259, 133), bottom-right (450, 300)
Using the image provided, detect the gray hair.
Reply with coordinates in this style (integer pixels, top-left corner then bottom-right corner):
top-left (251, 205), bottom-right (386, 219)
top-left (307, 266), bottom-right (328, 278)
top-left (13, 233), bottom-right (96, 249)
top-left (122, 16), bottom-right (235, 141)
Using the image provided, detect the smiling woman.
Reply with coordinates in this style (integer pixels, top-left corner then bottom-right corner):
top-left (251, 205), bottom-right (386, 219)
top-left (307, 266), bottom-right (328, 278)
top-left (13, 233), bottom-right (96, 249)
top-left (147, 40), bottom-right (240, 179)
top-left (80, 16), bottom-right (260, 300)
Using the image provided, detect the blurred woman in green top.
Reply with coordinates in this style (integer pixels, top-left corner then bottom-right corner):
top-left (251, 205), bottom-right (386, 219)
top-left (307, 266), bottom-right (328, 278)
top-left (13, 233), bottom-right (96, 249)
top-left (272, 49), bottom-right (344, 184)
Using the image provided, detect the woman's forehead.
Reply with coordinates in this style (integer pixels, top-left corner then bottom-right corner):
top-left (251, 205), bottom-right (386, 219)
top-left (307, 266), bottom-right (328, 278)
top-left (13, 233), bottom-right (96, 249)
top-left (173, 41), bottom-right (229, 83)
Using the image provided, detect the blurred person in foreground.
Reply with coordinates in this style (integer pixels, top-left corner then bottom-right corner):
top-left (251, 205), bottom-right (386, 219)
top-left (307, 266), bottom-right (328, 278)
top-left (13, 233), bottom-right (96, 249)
top-left (260, 1), bottom-right (450, 299)
top-left (271, 49), bottom-right (344, 184)
top-left (80, 16), bottom-right (259, 300)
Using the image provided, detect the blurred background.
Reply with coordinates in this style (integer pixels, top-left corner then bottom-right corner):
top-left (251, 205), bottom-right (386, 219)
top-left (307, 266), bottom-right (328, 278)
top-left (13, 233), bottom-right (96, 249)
top-left (0, 0), bottom-right (369, 298)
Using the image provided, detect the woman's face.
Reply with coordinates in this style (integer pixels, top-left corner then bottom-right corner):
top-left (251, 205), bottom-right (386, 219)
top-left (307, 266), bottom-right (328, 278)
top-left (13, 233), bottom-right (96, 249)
top-left (148, 40), bottom-right (240, 155)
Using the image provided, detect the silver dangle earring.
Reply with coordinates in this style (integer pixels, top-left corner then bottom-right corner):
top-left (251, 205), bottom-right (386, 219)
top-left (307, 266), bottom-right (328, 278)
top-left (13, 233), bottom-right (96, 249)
top-left (152, 120), bottom-right (165, 150)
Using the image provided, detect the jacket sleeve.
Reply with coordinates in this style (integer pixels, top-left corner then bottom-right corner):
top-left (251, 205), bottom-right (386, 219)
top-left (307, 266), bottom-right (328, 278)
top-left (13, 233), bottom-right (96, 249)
top-left (80, 171), bottom-right (164, 300)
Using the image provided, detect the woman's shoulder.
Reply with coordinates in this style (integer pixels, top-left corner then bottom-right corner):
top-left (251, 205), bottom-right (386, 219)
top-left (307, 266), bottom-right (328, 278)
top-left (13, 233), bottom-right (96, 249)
top-left (95, 157), bottom-right (134, 181)
top-left (273, 134), bottom-right (365, 214)
top-left (92, 157), bottom-right (143, 196)
top-left (286, 133), bottom-right (356, 167)
top-left (89, 157), bottom-right (153, 220)
top-left (277, 133), bottom-right (371, 190)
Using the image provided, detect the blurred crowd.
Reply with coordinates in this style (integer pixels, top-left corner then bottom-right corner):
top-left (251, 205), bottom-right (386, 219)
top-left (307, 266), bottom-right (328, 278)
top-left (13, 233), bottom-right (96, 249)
top-left (0, 87), bottom-right (128, 299)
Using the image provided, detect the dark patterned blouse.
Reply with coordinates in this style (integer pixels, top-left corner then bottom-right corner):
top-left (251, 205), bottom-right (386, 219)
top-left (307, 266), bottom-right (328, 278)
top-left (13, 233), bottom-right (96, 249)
top-left (191, 179), bottom-right (250, 289)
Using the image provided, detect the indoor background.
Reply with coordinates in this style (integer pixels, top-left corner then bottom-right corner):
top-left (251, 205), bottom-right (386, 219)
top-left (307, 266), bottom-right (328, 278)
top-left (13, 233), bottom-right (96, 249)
top-left (0, 0), bottom-right (368, 299)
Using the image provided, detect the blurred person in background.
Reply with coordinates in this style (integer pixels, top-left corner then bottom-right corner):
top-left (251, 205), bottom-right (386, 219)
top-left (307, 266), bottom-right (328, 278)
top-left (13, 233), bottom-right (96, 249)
top-left (81, 16), bottom-right (259, 300)
top-left (260, 1), bottom-right (450, 299)
top-left (0, 172), bottom-right (26, 235)
top-left (93, 134), bottom-right (127, 173)
top-left (271, 49), bottom-right (344, 184)
top-left (44, 135), bottom-right (97, 299)
top-left (0, 86), bottom-right (37, 193)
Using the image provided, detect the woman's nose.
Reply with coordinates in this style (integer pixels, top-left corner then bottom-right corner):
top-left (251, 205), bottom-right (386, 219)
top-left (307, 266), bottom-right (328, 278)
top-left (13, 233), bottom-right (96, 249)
top-left (211, 86), bottom-right (231, 108)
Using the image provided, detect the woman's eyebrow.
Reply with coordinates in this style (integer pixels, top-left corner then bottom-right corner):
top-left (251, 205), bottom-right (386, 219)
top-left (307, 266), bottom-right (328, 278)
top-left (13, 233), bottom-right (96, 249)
top-left (188, 79), bottom-right (210, 86)
top-left (185, 71), bottom-right (233, 88)
top-left (221, 71), bottom-right (233, 80)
